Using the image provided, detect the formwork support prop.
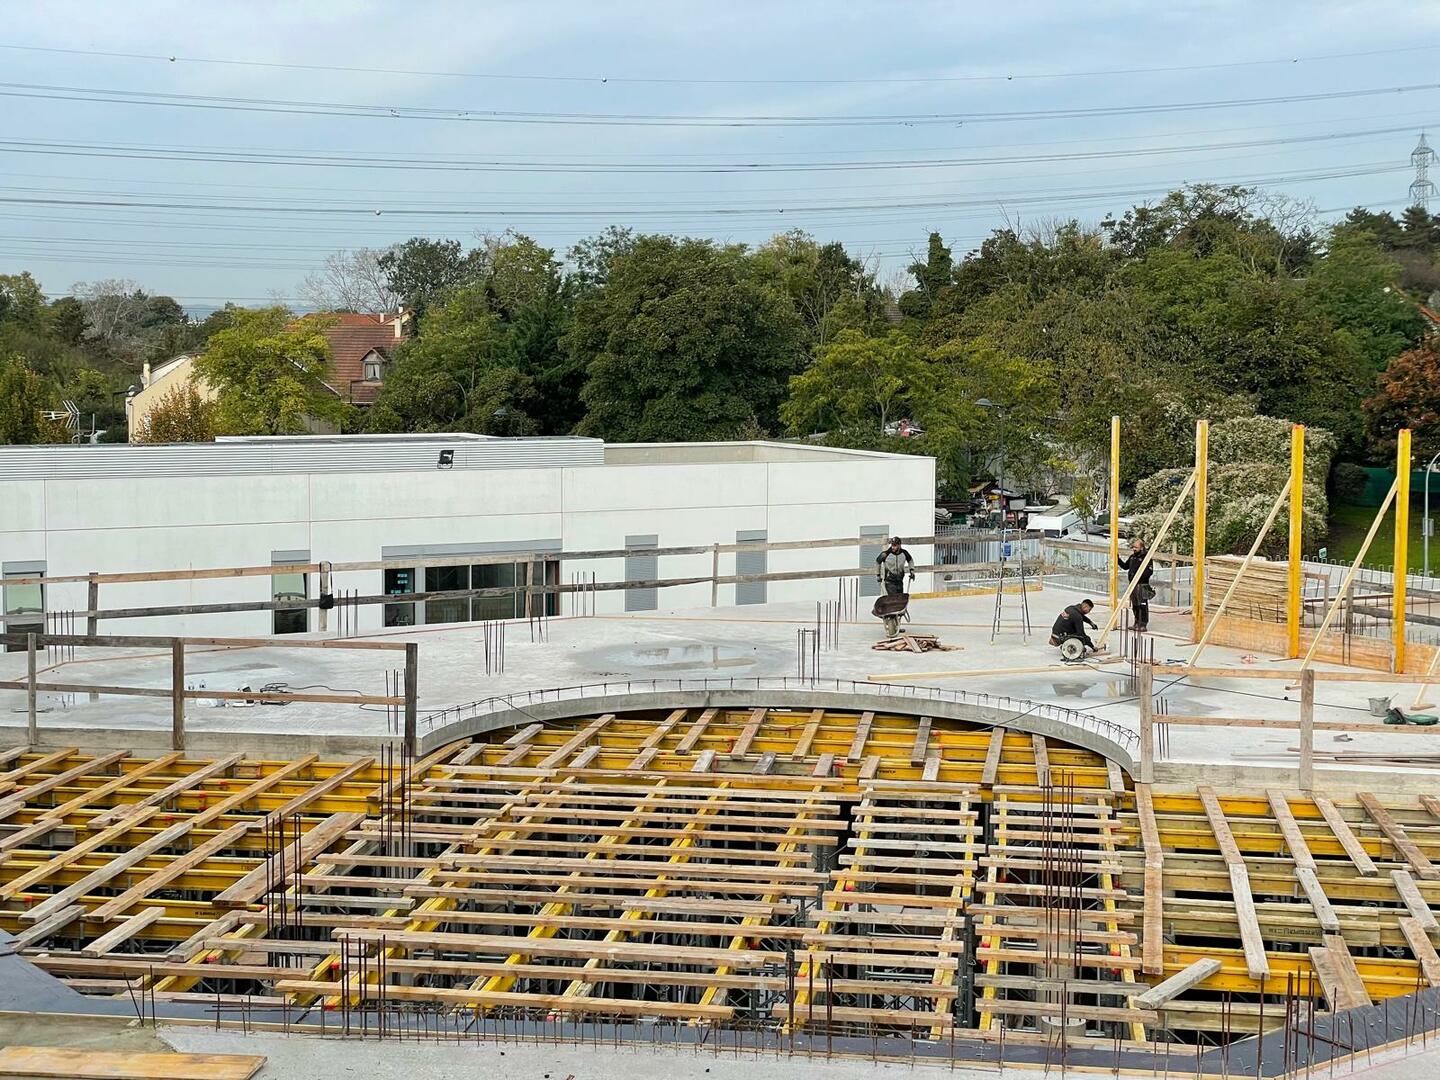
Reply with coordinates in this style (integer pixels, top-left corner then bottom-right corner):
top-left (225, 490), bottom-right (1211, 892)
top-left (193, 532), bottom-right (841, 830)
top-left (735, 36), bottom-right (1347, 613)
top-left (1395, 427), bottom-right (1413, 673)
top-left (1189, 477), bottom-right (1292, 667)
top-left (1096, 468), bottom-right (1197, 648)
top-left (1109, 414), bottom-right (1121, 616)
top-left (1191, 419), bottom-right (1209, 644)
top-left (1287, 424), bottom-right (1305, 659)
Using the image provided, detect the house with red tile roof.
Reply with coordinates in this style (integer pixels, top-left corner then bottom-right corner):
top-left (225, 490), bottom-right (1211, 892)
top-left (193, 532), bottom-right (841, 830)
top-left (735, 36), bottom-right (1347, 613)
top-left (320, 311), bottom-right (411, 404)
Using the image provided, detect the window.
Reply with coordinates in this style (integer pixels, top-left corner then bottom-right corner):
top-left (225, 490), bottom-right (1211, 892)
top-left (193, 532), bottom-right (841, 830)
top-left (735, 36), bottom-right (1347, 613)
top-left (425, 564), bottom-right (470, 624)
top-left (2, 565), bottom-right (44, 652)
top-left (363, 357), bottom-right (385, 381)
top-left (271, 552), bottom-right (309, 634)
top-left (383, 567), bottom-right (415, 627)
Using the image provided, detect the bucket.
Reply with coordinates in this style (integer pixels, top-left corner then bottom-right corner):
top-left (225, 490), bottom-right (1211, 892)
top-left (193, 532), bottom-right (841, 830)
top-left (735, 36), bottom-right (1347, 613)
top-left (1368, 696), bottom-right (1393, 718)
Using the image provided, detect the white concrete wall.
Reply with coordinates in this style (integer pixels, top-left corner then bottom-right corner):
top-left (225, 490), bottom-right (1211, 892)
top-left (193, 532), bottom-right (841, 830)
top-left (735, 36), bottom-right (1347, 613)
top-left (0, 450), bottom-right (935, 637)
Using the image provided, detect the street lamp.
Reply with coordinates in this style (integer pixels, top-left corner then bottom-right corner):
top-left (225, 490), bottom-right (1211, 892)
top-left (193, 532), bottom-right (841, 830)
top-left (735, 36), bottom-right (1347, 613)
top-left (1425, 450), bottom-right (1440, 578)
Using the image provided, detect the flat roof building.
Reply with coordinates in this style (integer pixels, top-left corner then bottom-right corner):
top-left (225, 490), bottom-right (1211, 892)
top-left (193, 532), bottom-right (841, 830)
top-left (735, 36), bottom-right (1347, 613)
top-left (0, 434), bottom-right (935, 640)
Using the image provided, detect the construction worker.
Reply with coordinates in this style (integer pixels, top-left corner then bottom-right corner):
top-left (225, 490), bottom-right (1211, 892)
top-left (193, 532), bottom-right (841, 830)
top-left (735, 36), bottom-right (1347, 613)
top-left (1118, 538), bottom-right (1155, 632)
top-left (1049, 599), bottom-right (1099, 650)
top-left (875, 536), bottom-right (915, 596)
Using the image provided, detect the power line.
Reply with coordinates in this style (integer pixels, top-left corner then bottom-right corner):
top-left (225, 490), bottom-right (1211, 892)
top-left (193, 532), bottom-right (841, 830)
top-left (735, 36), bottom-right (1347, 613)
top-left (3, 39), bottom-right (1439, 86)
top-left (0, 123), bottom-right (1429, 175)
top-left (2, 78), bottom-right (1439, 129)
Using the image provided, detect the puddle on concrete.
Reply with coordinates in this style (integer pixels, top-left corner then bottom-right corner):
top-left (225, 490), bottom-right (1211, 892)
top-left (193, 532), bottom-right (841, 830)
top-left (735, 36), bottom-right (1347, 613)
top-left (612, 644), bottom-right (758, 672)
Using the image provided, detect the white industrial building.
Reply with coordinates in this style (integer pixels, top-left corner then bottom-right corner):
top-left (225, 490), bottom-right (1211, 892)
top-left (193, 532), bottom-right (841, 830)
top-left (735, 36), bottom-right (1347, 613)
top-left (0, 434), bottom-right (936, 641)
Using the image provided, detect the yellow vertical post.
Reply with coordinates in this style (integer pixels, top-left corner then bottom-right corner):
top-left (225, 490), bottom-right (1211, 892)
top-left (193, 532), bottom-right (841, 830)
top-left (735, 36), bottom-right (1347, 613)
top-left (1191, 420), bottom-right (1209, 643)
top-left (1395, 428), bottom-right (1413, 673)
top-left (1287, 424), bottom-right (1305, 659)
top-left (1109, 415), bottom-right (1120, 615)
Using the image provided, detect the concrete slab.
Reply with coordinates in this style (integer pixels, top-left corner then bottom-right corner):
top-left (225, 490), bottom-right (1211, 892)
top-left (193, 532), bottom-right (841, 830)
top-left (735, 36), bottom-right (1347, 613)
top-left (4, 586), bottom-right (1439, 782)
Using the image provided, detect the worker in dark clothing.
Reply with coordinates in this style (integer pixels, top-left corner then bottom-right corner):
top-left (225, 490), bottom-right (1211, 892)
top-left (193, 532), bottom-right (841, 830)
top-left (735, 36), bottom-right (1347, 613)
top-left (1118, 538), bottom-right (1155, 632)
top-left (1049, 599), bottom-right (1098, 650)
top-left (875, 537), bottom-right (915, 596)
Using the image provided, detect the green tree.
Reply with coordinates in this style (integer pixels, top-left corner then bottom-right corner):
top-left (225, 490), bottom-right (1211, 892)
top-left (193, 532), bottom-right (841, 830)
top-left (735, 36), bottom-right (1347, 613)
top-left (193, 308), bottom-right (347, 435)
top-left (1305, 229), bottom-right (1427, 372)
top-left (133, 383), bottom-right (216, 443)
top-left (46, 296), bottom-right (87, 346)
top-left (569, 235), bottom-right (805, 441)
top-left (897, 233), bottom-right (953, 320)
top-left (751, 230), bottom-right (885, 350)
top-left (782, 330), bottom-right (926, 435)
top-left (378, 238), bottom-right (484, 319)
top-left (0, 356), bottom-right (52, 444)
top-left (0, 272), bottom-right (45, 329)
top-left (568, 226), bottom-right (637, 291)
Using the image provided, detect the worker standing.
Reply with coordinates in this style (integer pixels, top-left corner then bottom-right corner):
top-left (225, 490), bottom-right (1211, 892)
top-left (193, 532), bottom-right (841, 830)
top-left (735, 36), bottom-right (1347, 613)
top-left (875, 536), bottom-right (915, 596)
top-left (1118, 538), bottom-right (1155, 632)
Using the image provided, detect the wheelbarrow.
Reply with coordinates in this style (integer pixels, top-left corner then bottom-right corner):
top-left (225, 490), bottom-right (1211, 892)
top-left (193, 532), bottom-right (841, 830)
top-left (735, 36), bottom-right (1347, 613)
top-left (872, 592), bottom-right (910, 639)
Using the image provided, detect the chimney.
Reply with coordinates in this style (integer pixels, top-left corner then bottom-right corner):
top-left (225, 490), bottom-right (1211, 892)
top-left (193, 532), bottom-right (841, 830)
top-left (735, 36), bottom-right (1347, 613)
top-left (393, 311), bottom-right (409, 340)
top-left (142, 361), bottom-right (152, 387)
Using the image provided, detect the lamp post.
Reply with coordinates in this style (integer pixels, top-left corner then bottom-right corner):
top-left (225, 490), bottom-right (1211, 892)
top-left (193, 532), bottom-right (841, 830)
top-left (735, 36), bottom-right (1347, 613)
top-left (1426, 450), bottom-right (1440, 578)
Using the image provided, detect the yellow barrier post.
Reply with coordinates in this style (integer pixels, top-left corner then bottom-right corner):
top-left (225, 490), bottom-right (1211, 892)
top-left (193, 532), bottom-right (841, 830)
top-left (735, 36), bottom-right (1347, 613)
top-left (1395, 428), bottom-right (1413, 673)
top-left (1110, 415), bottom-right (1120, 616)
top-left (1192, 420), bottom-right (1208, 643)
top-left (1287, 424), bottom-right (1305, 659)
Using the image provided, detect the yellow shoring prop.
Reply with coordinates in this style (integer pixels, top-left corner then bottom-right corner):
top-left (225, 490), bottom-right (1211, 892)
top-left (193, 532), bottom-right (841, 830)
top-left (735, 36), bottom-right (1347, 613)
top-left (1394, 428), bottom-right (1413, 673)
top-left (1095, 468), bottom-right (1197, 649)
top-left (1188, 477), bottom-right (1292, 667)
top-left (1287, 424), bottom-right (1306, 658)
top-left (1298, 478), bottom-right (1399, 672)
top-left (1109, 415), bottom-right (1121, 615)
top-left (1192, 420), bottom-right (1209, 643)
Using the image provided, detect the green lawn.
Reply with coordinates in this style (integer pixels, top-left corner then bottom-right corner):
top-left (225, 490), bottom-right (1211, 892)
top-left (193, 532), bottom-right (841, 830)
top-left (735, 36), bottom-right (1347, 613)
top-left (1326, 502), bottom-right (1438, 571)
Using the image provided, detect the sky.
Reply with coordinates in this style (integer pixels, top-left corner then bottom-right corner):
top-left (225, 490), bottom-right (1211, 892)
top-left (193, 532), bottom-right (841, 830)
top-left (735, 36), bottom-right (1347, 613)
top-left (2, 1), bottom-right (1440, 311)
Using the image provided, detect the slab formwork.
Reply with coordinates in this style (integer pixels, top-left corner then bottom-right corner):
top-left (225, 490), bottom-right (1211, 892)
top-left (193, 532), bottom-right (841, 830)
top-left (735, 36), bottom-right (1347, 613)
top-left (0, 705), bottom-right (1438, 1067)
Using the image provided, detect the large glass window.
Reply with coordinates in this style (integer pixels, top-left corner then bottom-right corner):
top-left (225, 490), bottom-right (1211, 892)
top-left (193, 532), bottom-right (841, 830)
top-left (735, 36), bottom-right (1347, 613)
top-left (271, 567), bottom-right (308, 634)
top-left (472, 563), bottom-right (519, 621)
top-left (3, 571), bottom-right (43, 652)
top-left (383, 567), bottom-right (416, 627)
top-left (425, 564), bottom-right (471, 624)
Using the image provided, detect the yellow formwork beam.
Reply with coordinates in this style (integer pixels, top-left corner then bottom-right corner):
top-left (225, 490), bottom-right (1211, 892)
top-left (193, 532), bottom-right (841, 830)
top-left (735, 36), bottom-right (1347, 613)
top-left (1395, 427), bottom-right (1413, 673)
top-left (1192, 419), bottom-right (1209, 644)
top-left (1287, 424), bottom-right (1305, 658)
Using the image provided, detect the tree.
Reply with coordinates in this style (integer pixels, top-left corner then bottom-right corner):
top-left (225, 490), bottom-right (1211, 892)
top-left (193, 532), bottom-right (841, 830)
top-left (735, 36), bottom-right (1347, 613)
top-left (751, 231), bottom-right (885, 350)
top-left (72, 278), bottom-right (149, 356)
top-left (134, 383), bottom-right (216, 443)
top-left (897, 233), bottom-right (953, 319)
top-left (0, 272), bottom-right (45, 329)
top-left (193, 307), bottom-right (347, 435)
top-left (1365, 340), bottom-right (1440, 460)
top-left (1128, 416), bottom-right (1335, 556)
top-left (0, 356), bottom-right (52, 444)
top-left (299, 247), bottom-right (400, 314)
top-left (46, 296), bottom-right (87, 346)
top-left (481, 232), bottom-right (565, 320)
top-left (782, 330), bottom-right (926, 435)
top-left (1304, 229), bottom-right (1426, 372)
top-left (377, 239), bottom-right (484, 319)
top-left (568, 226), bottom-right (637, 291)
top-left (568, 235), bottom-right (805, 441)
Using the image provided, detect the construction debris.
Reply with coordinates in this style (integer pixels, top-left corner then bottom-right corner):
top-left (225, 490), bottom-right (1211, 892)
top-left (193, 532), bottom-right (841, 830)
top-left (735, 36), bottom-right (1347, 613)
top-left (871, 632), bottom-right (959, 653)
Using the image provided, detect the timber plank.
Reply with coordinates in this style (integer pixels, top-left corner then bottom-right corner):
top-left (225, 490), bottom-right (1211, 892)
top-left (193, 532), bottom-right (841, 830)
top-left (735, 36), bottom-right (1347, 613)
top-left (910, 716), bottom-right (932, 765)
top-left (1267, 790), bottom-right (1318, 871)
top-left (1391, 868), bottom-right (1438, 931)
top-left (1031, 735), bottom-right (1050, 788)
top-left (82, 906), bottom-right (167, 956)
top-left (981, 728), bottom-right (1005, 787)
top-left (213, 811), bottom-right (364, 907)
top-left (0, 1047), bottom-right (265, 1080)
top-left (537, 714), bottom-right (614, 769)
top-left (731, 707), bottom-right (766, 757)
top-left (89, 753), bottom-right (244, 829)
top-left (1400, 916), bottom-right (1440, 986)
top-left (791, 709), bottom-right (825, 759)
top-left (1357, 793), bottom-right (1439, 879)
top-left (0, 750), bottom-right (127, 820)
top-left (1133, 958), bottom-right (1221, 1009)
top-left (846, 710), bottom-right (875, 760)
top-left (674, 708), bottom-right (718, 753)
top-left (1313, 796), bottom-right (1378, 876)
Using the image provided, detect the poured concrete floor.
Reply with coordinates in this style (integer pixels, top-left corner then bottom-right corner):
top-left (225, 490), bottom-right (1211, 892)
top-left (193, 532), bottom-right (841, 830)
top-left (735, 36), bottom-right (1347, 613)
top-left (1, 585), bottom-right (1435, 773)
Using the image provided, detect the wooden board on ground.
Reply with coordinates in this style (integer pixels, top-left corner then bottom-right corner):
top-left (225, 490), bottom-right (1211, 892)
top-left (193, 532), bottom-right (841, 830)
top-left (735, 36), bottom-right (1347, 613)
top-left (0, 1047), bottom-right (265, 1080)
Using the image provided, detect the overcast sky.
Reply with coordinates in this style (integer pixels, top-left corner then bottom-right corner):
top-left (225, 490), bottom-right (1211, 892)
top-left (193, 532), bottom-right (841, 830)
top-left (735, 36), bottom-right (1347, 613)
top-left (3, 1), bottom-right (1439, 310)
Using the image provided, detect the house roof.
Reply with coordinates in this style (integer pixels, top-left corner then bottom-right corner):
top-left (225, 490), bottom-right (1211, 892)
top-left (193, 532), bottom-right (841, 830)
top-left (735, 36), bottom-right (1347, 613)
top-left (315, 312), bottom-right (408, 404)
